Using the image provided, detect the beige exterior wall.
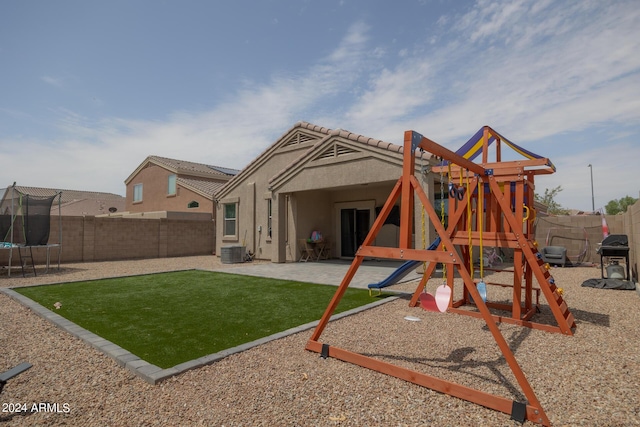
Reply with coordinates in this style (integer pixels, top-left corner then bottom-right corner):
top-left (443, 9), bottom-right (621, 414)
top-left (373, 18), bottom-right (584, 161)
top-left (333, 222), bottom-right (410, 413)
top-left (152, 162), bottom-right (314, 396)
top-left (216, 139), bottom-right (318, 260)
top-left (274, 156), bottom-right (403, 192)
top-left (125, 163), bottom-right (215, 215)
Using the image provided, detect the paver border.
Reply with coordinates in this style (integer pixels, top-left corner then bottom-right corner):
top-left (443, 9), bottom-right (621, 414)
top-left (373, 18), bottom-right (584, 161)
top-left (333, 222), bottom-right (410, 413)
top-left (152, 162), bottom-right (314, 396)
top-left (1, 285), bottom-right (401, 385)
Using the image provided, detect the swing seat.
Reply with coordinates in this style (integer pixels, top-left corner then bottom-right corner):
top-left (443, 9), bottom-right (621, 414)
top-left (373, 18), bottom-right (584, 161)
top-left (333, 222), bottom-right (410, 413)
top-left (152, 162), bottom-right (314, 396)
top-left (477, 281), bottom-right (487, 302)
top-left (419, 285), bottom-right (451, 312)
top-left (469, 281), bottom-right (488, 304)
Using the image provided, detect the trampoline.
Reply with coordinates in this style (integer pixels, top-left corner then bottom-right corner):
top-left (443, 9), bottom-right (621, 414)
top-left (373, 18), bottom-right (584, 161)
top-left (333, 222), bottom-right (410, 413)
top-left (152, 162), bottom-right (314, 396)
top-left (0, 183), bottom-right (62, 277)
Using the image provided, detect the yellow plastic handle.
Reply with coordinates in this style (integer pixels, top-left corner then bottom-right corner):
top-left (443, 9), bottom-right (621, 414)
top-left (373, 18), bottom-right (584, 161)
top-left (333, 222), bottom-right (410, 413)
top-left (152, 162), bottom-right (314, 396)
top-left (529, 207), bottom-right (536, 222)
top-left (522, 204), bottom-right (530, 223)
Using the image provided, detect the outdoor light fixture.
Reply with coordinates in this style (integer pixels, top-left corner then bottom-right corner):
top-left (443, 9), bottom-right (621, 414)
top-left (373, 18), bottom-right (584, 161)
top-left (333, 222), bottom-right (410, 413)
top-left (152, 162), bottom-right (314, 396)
top-left (588, 164), bottom-right (595, 212)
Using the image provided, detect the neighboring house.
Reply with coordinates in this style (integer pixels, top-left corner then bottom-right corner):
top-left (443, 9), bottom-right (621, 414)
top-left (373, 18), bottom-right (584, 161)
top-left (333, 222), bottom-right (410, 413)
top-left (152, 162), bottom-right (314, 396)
top-left (124, 156), bottom-right (238, 219)
top-left (1, 185), bottom-right (125, 216)
top-left (214, 121), bottom-right (435, 262)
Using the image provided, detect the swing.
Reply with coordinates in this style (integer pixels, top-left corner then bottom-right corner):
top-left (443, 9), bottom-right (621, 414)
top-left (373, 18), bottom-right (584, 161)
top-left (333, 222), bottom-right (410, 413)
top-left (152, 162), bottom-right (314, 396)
top-left (476, 180), bottom-right (488, 303)
top-left (469, 173), bottom-right (487, 304)
top-left (419, 158), bottom-right (451, 312)
top-left (419, 285), bottom-right (451, 312)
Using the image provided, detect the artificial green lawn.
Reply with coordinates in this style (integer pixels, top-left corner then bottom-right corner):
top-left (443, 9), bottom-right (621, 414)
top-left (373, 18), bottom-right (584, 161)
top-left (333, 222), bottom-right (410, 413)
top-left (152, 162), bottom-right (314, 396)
top-left (15, 270), bottom-right (386, 368)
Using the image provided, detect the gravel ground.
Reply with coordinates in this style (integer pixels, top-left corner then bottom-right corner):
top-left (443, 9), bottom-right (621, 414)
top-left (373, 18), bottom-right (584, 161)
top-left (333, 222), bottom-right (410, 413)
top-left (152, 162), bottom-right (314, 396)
top-left (1, 256), bottom-right (639, 426)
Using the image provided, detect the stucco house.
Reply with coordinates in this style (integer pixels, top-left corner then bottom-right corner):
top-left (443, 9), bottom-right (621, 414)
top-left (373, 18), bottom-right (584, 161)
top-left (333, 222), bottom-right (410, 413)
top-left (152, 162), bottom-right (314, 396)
top-left (124, 156), bottom-right (238, 219)
top-left (214, 121), bottom-right (436, 262)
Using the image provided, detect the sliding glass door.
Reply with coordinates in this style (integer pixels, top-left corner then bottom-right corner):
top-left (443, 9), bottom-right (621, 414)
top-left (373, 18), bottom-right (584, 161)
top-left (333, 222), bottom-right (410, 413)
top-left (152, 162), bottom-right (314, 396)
top-left (340, 208), bottom-right (371, 257)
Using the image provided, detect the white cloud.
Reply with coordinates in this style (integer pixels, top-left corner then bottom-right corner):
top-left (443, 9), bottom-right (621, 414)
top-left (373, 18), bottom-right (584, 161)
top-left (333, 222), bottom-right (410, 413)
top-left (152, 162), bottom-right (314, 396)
top-left (345, 60), bottom-right (433, 127)
top-left (543, 141), bottom-right (640, 211)
top-left (328, 21), bottom-right (369, 63)
top-left (2, 21), bottom-right (373, 195)
top-left (3, 1), bottom-right (639, 212)
top-left (41, 75), bottom-right (63, 87)
top-left (338, 1), bottom-right (640, 145)
top-left (330, 0), bottom-right (640, 210)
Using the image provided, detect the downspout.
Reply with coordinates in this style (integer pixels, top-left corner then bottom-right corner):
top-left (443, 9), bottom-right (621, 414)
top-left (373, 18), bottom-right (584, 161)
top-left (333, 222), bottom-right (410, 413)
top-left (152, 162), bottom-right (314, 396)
top-left (57, 191), bottom-right (62, 268)
top-left (248, 182), bottom-right (256, 255)
top-left (285, 194), bottom-right (291, 261)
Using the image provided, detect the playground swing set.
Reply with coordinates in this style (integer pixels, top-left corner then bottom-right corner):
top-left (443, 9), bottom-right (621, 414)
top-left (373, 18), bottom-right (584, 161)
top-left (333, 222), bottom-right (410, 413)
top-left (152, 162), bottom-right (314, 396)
top-left (306, 126), bottom-right (575, 426)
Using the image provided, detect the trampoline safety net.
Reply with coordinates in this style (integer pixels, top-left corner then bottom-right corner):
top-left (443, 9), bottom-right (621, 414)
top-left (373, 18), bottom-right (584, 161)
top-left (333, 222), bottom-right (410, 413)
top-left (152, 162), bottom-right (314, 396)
top-left (1, 189), bottom-right (57, 246)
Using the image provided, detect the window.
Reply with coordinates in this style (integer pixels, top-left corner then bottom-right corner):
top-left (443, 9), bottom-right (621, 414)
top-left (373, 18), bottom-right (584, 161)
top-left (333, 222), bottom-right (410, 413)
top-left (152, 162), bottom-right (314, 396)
top-left (223, 203), bottom-right (237, 236)
top-left (187, 200), bottom-right (199, 209)
top-left (168, 174), bottom-right (176, 195)
top-left (267, 199), bottom-right (272, 239)
top-left (133, 184), bottom-right (143, 202)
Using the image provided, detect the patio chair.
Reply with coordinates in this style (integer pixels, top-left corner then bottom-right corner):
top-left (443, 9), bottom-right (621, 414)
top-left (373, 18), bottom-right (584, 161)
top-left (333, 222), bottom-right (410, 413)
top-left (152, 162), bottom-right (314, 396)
top-left (298, 239), bottom-right (315, 262)
top-left (316, 238), bottom-right (331, 260)
top-left (541, 246), bottom-right (567, 267)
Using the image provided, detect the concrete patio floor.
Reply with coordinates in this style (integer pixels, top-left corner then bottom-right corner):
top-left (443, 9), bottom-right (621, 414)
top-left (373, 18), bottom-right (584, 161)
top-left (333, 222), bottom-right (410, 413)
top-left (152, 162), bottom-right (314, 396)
top-left (212, 258), bottom-right (418, 289)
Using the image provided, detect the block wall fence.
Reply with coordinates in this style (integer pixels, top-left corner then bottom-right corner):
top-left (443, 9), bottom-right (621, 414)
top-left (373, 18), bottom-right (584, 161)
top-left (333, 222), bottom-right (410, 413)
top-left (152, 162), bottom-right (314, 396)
top-left (2, 200), bottom-right (638, 283)
top-left (533, 215), bottom-right (624, 264)
top-left (532, 200), bottom-right (639, 282)
top-left (0, 216), bottom-right (215, 265)
top-left (624, 199), bottom-right (640, 282)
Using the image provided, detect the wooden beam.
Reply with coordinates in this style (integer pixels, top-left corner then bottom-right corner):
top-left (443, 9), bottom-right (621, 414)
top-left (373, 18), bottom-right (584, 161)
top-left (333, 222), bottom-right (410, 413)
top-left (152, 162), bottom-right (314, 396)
top-left (411, 131), bottom-right (487, 176)
top-left (305, 339), bottom-right (549, 425)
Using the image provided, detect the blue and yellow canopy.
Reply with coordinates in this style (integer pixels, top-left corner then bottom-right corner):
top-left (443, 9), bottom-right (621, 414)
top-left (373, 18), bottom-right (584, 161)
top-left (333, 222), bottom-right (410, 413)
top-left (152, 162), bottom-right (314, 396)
top-left (446, 127), bottom-right (555, 172)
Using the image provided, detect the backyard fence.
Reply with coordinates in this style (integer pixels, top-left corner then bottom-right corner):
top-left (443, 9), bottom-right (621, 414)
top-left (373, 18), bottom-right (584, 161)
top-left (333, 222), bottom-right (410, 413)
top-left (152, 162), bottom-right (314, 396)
top-left (533, 201), bottom-right (639, 281)
top-left (533, 214), bottom-right (624, 264)
top-left (2, 199), bottom-right (639, 283)
top-left (0, 216), bottom-right (215, 266)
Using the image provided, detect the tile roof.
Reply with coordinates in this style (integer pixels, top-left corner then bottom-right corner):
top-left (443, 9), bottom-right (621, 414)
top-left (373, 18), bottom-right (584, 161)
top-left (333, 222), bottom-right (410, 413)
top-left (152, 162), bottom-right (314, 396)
top-left (147, 156), bottom-right (239, 178)
top-left (177, 177), bottom-right (226, 199)
top-left (57, 198), bottom-right (126, 216)
top-left (333, 128), bottom-right (404, 153)
top-left (1, 185), bottom-right (126, 216)
top-left (4, 185), bottom-right (124, 204)
top-left (125, 155), bottom-right (239, 186)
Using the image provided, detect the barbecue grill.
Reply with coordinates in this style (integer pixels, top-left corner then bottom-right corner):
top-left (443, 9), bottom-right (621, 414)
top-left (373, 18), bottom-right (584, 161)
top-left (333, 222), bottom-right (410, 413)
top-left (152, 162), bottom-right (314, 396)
top-left (596, 234), bottom-right (630, 280)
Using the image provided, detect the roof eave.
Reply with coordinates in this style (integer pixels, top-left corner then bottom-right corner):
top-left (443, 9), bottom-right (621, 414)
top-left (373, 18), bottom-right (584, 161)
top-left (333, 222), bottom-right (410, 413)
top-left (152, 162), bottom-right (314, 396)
top-left (215, 121), bottom-right (332, 200)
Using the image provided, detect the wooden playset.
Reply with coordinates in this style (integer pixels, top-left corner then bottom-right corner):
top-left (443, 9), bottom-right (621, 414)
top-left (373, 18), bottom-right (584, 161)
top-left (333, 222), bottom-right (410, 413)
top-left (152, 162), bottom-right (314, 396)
top-left (306, 126), bottom-right (575, 426)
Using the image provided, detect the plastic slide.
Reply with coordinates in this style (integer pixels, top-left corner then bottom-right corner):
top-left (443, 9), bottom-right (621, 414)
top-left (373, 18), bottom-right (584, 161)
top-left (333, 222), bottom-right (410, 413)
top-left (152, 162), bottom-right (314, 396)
top-left (367, 237), bottom-right (441, 291)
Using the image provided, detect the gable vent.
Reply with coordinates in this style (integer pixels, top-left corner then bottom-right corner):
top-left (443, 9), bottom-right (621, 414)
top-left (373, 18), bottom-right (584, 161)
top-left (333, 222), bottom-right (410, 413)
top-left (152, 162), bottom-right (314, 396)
top-left (315, 144), bottom-right (359, 160)
top-left (316, 146), bottom-right (336, 160)
top-left (299, 133), bottom-right (316, 144)
top-left (283, 131), bottom-right (319, 147)
top-left (336, 144), bottom-right (358, 156)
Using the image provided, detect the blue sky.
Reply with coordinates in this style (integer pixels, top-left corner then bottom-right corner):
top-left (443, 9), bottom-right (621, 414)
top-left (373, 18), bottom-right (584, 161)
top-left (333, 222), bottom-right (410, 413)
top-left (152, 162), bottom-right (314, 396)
top-left (1, 0), bottom-right (639, 212)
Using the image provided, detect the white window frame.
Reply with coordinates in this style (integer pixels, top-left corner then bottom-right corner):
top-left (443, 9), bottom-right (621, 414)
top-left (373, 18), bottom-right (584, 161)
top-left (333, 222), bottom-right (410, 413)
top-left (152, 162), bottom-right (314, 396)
top-left (133, 184), bottom-right (143, 203)
top-left (167, 174), bottom-right (176, 196)
top-left (223, 202), bottom-right (238, 238)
